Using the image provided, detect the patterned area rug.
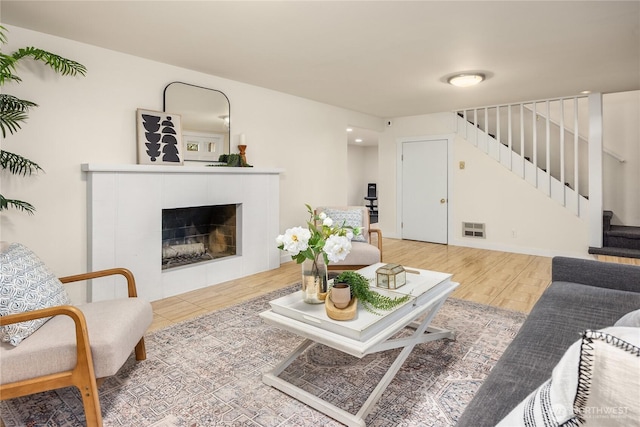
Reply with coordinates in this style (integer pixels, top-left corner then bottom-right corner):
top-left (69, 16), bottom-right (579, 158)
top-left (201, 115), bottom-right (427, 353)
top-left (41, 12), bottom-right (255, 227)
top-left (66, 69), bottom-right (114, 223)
top-left (0, 285), bottom-right (525, 426)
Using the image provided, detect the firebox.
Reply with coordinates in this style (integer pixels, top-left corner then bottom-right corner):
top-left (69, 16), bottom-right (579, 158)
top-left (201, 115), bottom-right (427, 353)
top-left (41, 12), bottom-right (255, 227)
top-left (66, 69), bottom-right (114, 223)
top-left (162, 204), bottom-right (238, 270)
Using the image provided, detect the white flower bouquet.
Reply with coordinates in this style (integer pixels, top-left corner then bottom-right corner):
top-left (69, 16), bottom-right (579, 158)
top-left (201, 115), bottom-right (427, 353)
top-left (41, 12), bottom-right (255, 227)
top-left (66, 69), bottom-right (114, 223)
top-left (276, 204), bottom-right (361, 265)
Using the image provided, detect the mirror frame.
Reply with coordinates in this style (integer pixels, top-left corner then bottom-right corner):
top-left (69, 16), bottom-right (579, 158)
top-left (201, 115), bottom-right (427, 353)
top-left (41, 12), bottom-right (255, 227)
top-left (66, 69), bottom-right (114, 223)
top-left (163, 81), bottom-right (231, 160)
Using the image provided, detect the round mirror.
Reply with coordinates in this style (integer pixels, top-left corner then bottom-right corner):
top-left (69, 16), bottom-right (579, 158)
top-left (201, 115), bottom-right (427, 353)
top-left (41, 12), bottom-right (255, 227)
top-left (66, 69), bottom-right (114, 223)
top-left (163, 82), bottom-right (230, 161)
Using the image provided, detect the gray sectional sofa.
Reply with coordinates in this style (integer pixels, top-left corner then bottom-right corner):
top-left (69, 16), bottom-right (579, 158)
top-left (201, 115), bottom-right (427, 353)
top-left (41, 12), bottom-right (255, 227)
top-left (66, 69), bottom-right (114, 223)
top-left (456, 256), bottom-right (640, 427)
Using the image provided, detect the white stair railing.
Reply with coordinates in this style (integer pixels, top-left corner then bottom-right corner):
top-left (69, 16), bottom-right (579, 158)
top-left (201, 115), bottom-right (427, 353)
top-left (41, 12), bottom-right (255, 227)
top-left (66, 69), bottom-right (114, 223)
top-left (454, 95), bottom-right (601, 219)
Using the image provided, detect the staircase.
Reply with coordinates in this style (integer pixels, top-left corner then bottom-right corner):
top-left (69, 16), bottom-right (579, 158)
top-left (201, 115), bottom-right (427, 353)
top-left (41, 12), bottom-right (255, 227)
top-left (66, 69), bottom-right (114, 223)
top-left (454, 95), bottom-right (640, 257)
top-left (588, 211), bottom-right (640, 259)
top-left (454, 96), bottom-right (593, 219)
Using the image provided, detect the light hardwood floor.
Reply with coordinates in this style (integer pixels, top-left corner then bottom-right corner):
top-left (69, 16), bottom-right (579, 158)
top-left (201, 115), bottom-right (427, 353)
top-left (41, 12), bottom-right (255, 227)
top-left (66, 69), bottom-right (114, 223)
top-left (149, 238), bottom-right (639, 331)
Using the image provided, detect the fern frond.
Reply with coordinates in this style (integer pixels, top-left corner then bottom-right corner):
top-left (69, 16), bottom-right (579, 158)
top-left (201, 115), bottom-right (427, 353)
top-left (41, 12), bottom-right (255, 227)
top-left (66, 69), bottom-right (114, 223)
top-left (0, 110), bottom-right (29, 137)
top-left (0, 94), bottom-right (37, 137)
top-left (12, 47), bottom-right (87, 77)
top-left (0, 52), bottom-right (20, 85)
top-left (0, 150), bottom-right (43, 176)
top-left (0, 94), bottom-right (37, 111)
top-left (0, 194), bottom-right (36, 214)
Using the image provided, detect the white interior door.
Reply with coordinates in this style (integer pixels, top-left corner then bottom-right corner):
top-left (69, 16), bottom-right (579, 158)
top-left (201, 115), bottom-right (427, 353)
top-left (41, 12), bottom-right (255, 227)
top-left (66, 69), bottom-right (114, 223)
top-left (401, 139), bottom-right (448, 244)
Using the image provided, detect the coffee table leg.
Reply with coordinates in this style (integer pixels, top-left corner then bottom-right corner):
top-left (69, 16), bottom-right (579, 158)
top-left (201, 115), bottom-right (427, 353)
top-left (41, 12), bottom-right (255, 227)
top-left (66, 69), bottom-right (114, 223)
top-left (354, 300), bottom-right (453, 421)
top-left (268, 339), bottom-right (313, 377)
top-left (263, 338), bottom-right (367, 427)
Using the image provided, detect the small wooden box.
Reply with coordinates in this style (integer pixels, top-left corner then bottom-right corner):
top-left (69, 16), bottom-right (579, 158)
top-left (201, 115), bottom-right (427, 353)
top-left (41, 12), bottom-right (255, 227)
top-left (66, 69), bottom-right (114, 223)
top-left (376, 263), bottom-right (407, 289)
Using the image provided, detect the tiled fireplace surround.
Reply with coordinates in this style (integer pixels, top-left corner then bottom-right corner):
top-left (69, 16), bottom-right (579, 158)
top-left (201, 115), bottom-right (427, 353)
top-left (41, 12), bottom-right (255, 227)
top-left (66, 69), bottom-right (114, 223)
top-left (83, 164), bottom-right (282, 302)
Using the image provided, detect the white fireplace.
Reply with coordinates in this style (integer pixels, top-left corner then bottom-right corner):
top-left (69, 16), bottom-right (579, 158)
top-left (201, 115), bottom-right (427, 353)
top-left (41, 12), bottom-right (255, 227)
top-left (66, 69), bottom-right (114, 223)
top-left (83, 164), bottom-right (282, 302)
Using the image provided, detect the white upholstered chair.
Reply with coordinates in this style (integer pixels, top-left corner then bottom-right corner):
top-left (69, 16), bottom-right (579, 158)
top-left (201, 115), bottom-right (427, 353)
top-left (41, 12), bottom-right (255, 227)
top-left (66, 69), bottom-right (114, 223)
top-left (316, 206), bottom-right (382, 270)
top-left (0, 242), bottom-right (153, 427)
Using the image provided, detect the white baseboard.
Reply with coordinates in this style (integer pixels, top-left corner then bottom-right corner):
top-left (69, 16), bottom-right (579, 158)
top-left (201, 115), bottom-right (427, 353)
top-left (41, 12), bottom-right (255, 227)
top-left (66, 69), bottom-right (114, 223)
top-left (448, 237), bottom-right (594, 259)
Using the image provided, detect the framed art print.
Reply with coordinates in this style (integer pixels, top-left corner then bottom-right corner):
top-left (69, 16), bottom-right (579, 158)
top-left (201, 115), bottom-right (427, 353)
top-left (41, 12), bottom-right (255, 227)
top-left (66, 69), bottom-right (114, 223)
top-left (137, 109), bottom-right (184, 165)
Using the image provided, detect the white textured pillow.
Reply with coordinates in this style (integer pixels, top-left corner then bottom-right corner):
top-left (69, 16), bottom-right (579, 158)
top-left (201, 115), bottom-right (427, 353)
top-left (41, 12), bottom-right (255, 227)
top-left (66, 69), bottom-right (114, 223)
top-left (497, 326), bottom-right (640, 427)
top-left (0, 243), bottom-right (71, 346)
top-left (322, 209), bottom-right (366, 242)
top-left (615, 309), bottom-right (640, 327)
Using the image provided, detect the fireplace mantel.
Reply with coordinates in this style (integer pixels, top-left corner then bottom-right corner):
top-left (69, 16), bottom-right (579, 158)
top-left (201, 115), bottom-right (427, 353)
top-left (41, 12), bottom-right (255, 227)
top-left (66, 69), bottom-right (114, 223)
top-left (82, 163), bottom-right (283, 175)
top-left (82, 163), bottom-right (283, 302)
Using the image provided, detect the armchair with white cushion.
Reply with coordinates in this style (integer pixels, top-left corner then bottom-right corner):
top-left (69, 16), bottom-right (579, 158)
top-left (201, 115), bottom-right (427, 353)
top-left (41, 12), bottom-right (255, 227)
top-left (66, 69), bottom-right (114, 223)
top-left (315, 206), bottom-right (382, 270)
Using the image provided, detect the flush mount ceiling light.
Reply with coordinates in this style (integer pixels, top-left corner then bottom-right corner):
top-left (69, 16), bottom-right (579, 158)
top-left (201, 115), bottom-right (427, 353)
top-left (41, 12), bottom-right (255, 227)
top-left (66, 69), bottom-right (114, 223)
top-left (219, 115), bottom-right (230, 129)
top-left (447, 73), bottom-right (485, 88)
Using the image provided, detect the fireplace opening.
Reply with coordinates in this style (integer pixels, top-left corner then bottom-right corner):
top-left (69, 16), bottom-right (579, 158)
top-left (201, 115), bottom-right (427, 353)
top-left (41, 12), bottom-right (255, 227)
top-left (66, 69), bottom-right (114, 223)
top-left (162, 204), bottom-right (238, 270)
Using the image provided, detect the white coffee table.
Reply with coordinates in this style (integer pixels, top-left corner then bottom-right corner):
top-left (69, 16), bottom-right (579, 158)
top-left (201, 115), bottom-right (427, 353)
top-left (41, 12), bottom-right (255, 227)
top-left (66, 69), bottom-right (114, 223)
top-left (260, 263), bottom-right (459, 427)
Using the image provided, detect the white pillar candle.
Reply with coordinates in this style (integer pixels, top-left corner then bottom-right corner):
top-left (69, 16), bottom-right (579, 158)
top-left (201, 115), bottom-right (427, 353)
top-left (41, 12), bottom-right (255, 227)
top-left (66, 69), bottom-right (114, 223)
top-left (239, 133), bottom-right (246, 145)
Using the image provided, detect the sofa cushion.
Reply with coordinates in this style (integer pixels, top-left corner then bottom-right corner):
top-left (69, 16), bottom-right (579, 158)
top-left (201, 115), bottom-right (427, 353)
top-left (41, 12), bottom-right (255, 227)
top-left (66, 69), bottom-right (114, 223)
top-left (497, 326), bottom-right (640, 426)
top-left (0, 243), bottom-right (71, 346)
top-left (552, 257), bottom-right (640, 293)
top-left (455, 281), bottom-right (640, 427)
top-left (0, 298), bottom-right (153, 383)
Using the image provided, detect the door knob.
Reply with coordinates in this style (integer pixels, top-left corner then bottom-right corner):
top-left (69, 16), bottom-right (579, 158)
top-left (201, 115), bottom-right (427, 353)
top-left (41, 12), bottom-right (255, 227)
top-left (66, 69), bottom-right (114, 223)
top-left (440, 198), bottom-right (446, 204)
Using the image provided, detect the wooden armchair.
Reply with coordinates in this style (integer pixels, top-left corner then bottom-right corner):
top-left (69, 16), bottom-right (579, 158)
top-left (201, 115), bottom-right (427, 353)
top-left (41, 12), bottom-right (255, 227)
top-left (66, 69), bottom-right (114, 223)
top-left (0, 263), bottom-right (153, 427)
top-left (316, 206), bottom-right (383, 270)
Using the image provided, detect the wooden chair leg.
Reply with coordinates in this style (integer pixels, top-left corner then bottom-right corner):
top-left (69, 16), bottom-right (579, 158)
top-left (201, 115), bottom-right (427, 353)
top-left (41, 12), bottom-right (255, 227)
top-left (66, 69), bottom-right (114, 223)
top-left (77, 379), bottom-right (103, 427)
top-left (135, 337), bottom-right (147, 361)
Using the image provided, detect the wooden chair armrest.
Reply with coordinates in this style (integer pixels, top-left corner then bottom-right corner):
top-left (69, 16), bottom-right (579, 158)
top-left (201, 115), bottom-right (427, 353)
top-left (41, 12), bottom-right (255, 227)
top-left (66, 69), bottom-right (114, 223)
top-left (0, 305), bottom-right (102, 425)
top-left (368, 227), bottom-right (383, 259)
top-left (0, 305), bottom-right (96, 395)
top-left (0, 304), bottom-right (87, 332)
top-left (368, 228), bottom-right (382, 248)
top-left (59, 268), bottom-right (138, 298)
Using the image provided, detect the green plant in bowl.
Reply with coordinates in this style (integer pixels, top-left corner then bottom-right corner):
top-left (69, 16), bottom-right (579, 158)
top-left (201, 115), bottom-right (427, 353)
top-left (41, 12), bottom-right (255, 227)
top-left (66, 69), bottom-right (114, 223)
top-left (335, 271), bottom-right (410, 314)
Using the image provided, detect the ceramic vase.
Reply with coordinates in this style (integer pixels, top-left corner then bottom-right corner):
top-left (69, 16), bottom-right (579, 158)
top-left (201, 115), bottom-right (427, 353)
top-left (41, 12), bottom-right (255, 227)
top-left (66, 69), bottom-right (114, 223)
top-left (330, 283), bottom-right (351, 309)
top-left (301, 255), bottom-right (328, 304)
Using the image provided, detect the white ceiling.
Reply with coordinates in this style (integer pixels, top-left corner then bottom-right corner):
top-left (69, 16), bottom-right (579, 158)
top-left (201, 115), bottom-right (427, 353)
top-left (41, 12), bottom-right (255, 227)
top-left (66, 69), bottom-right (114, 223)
top-left (2, 1), bottom-right (639, 121)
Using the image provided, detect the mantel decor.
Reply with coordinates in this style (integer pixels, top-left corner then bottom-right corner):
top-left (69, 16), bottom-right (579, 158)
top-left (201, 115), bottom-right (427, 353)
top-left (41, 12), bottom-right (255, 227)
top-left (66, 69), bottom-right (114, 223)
top-left (214, 153), bottom-right (252, 167)
top-left (136, 109), bottom-right (183, 165)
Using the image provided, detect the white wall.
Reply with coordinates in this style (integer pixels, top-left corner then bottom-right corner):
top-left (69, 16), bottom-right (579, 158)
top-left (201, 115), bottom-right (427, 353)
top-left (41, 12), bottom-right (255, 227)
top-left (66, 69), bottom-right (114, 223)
top-left (602, 90), bottom-right (640, 226)
top-left (451, 135), bottom-right (588, 256)
top-left (379, 112), bottom-right (589, 257)
top-left (0, 25), bottom-right (382, 301)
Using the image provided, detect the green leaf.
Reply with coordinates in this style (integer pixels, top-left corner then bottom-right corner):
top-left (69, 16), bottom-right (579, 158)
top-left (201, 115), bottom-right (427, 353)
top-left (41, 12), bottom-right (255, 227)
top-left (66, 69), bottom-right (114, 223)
top-left (0, 95), bottom-right (37, 138)
top-left (0, 25), bottom-right (85, 215)
top-left (335, 271), bottom-right (411, 314)
top-left (0, 150), bottom-right (44, 176)
top-left (11, 47), bottom-right (87, 77)
top-left (0, 194), bottom-right (36, 214)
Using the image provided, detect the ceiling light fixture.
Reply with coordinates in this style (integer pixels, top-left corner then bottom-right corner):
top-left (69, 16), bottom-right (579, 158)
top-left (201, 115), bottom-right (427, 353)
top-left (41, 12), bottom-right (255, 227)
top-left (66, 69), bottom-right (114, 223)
top-left (447, 73), bottom-right (485, 88)
top-left (219, 115), bottom-right (230, 129)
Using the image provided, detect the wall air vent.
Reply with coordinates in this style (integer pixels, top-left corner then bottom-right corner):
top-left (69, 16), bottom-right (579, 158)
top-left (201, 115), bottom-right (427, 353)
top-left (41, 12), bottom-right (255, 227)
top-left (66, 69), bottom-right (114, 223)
top-left (462, 222), bottom-right (485, 238)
